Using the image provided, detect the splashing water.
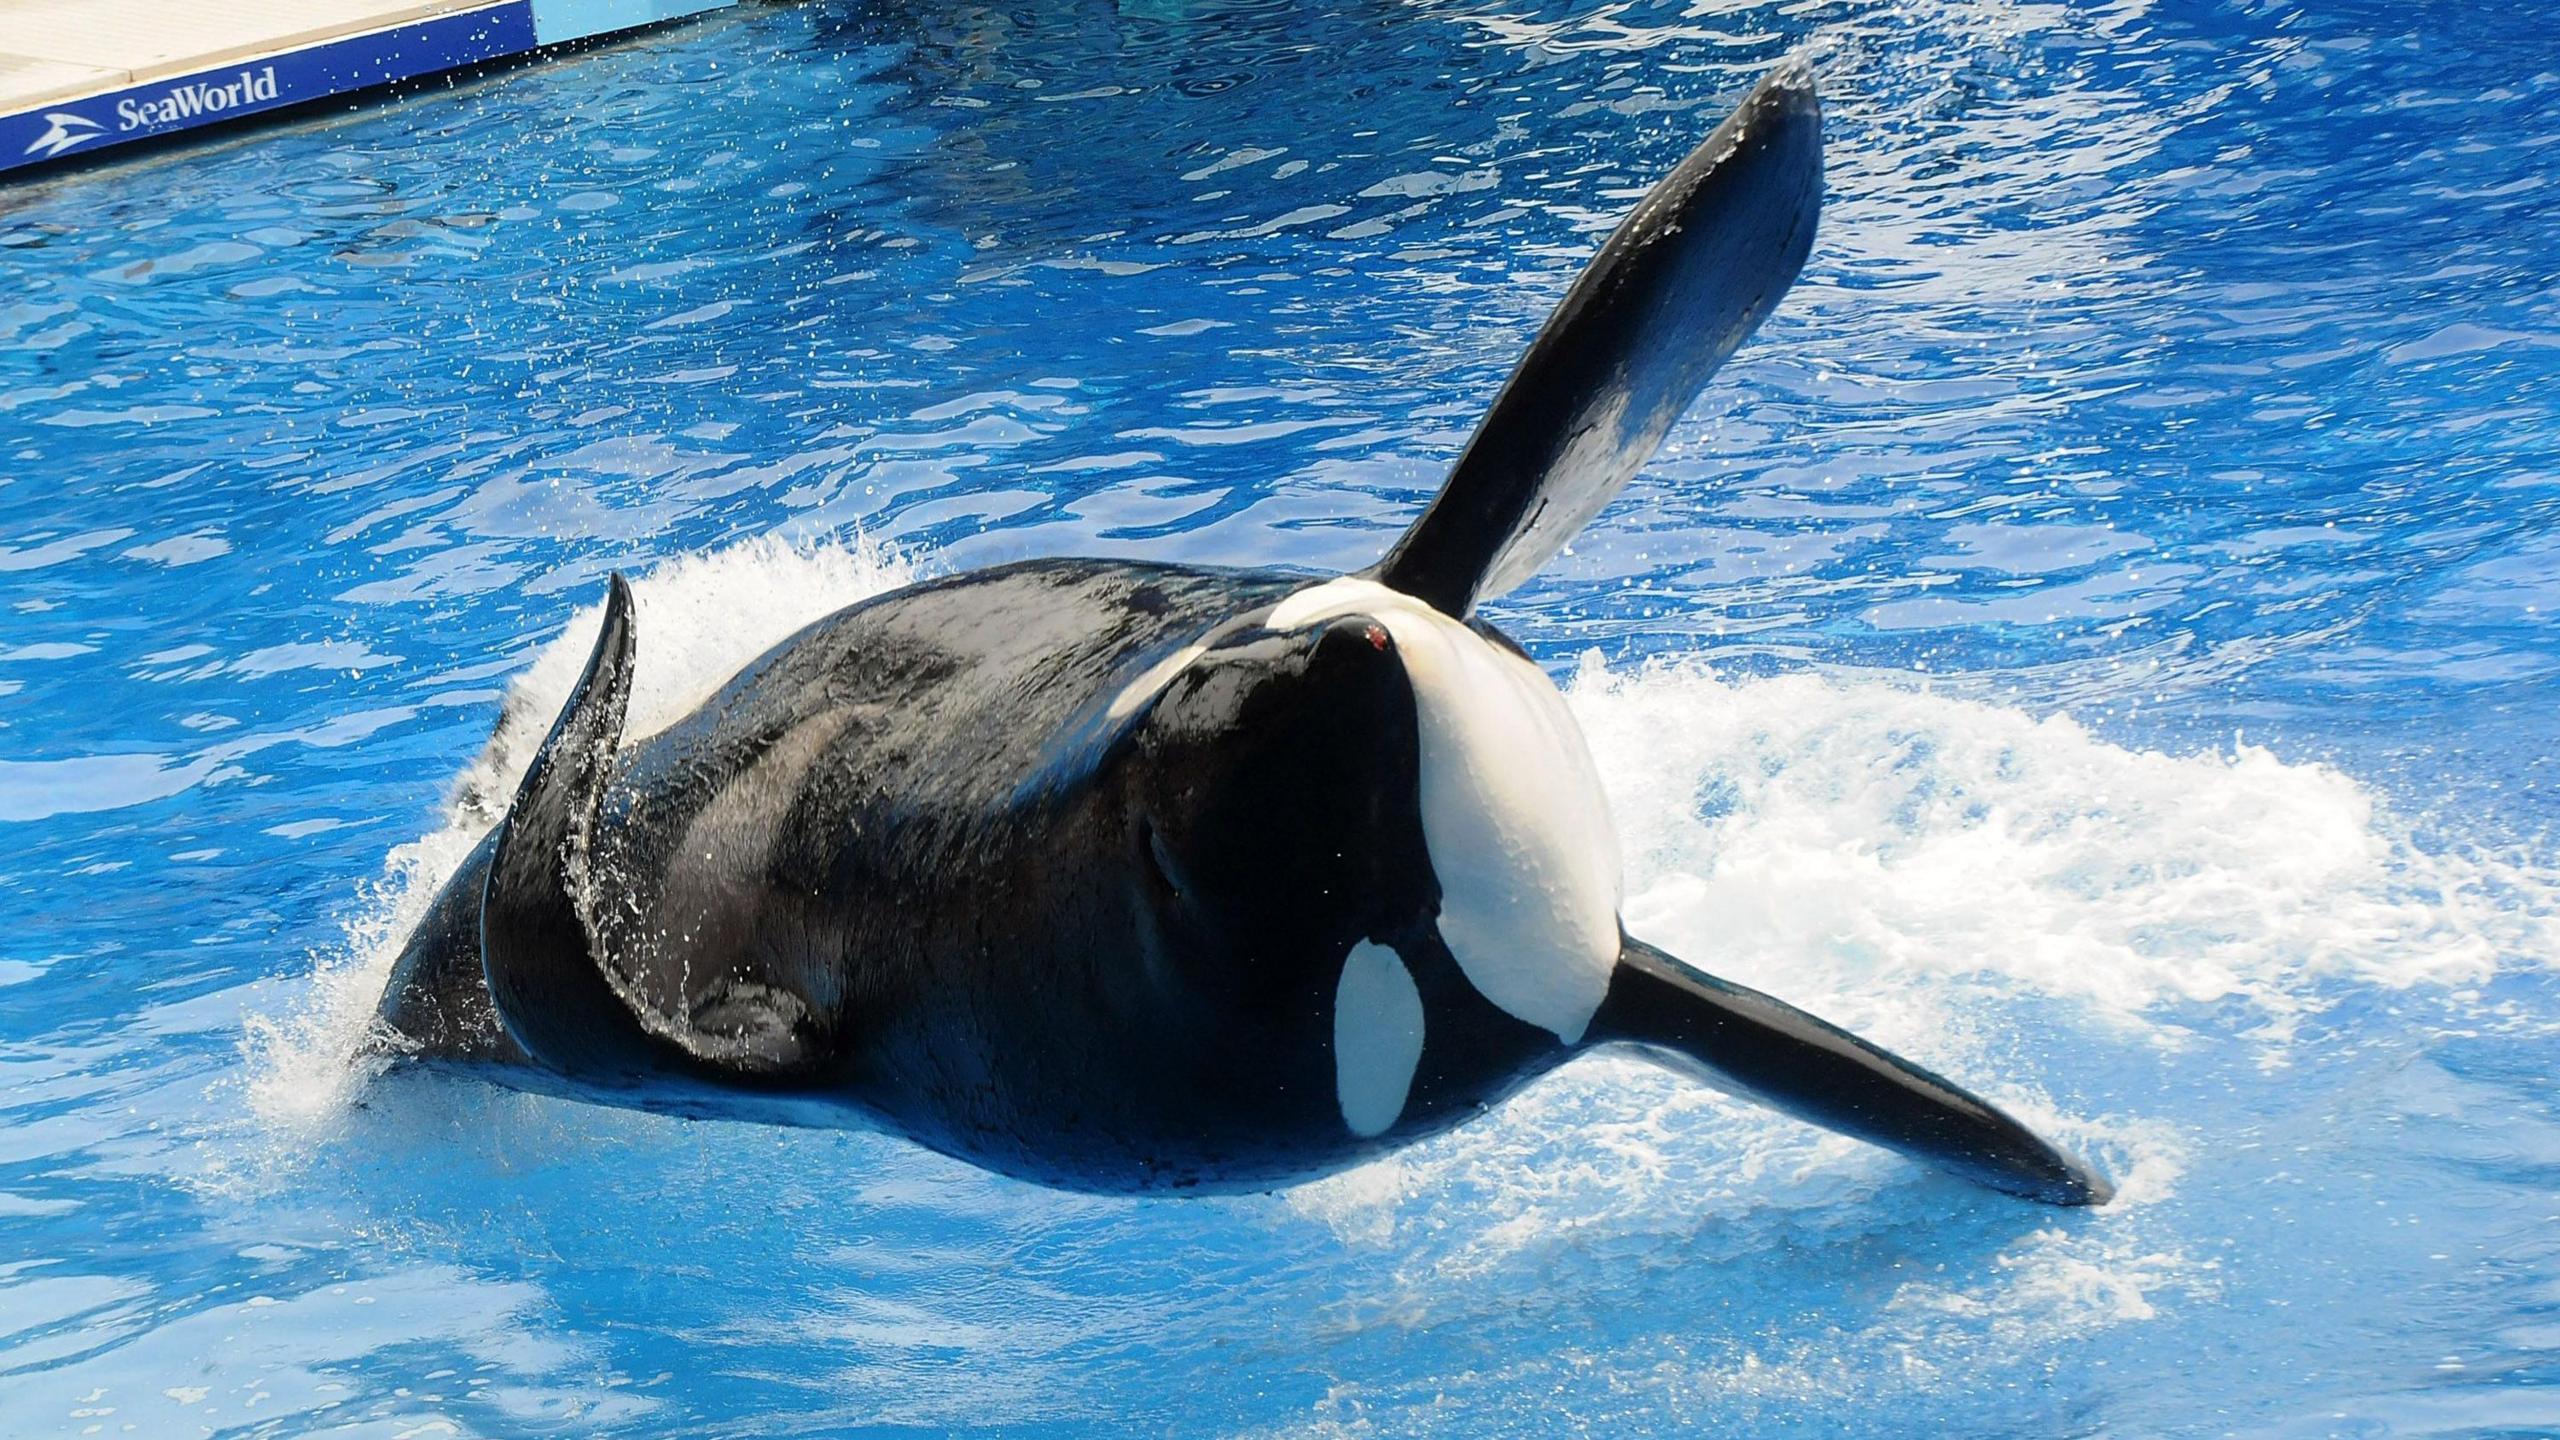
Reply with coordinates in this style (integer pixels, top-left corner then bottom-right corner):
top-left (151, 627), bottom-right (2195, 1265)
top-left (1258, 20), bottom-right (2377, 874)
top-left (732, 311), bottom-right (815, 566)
top-left (1575, 660), bottom-right (2557, 1041)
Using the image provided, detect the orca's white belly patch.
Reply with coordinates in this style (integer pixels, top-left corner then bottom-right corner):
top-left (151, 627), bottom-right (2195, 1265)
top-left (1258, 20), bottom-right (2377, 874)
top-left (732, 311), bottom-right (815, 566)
top-left (1272, 578), bottom-right (1622, 1045)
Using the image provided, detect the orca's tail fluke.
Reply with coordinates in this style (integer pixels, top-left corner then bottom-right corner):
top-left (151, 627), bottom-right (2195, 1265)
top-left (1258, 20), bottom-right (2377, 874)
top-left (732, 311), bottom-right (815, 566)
top-left (1372, 58), bottom-right (1823, 617)
top-left (1588, 935), bottom-right (2114, 1206)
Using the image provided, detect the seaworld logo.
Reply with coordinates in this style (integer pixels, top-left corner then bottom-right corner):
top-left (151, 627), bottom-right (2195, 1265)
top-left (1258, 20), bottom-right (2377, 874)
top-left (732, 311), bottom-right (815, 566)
top-left (22, 111), bottom-right (103, 159)
top-left (15, 65), bottom-right (282, 161)
top-left (114, 66), bottom-right (280, 130)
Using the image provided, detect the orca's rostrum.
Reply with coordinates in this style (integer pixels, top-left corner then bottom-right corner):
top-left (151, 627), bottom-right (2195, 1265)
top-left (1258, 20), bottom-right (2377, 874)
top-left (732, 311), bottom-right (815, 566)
top-left (378, 60), bottom-right (2114, 1209)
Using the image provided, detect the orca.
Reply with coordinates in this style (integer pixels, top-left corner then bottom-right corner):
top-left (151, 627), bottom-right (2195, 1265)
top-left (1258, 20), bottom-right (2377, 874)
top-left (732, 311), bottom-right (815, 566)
top-left (378, 60), bottom-right (2112, 1207)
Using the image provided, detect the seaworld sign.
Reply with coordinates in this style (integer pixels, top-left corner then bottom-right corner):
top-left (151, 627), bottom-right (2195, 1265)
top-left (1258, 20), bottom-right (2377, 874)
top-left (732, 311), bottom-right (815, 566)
top-left (0, 1), bottom-right (732, 178)
top-left (17, 68), bottom-right (282, 163)
top-left (114, 67), bottom-right (284, 133)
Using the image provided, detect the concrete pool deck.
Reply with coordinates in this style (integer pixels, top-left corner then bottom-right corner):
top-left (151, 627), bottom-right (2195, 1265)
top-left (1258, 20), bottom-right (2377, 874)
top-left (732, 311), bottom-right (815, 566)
top-left (0, 0), bottom-right (731, 178)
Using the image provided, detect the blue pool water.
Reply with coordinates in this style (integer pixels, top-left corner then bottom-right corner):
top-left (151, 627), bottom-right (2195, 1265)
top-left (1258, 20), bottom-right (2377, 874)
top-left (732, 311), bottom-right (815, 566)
top-left (5, 0), bottom-right (2558, 1433)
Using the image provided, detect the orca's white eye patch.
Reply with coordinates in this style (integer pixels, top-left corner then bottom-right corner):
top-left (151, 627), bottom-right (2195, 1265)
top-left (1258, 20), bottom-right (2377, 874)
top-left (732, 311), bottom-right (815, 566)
top-left (1334, 940), bottom-right (1424, 1138)
top-left (1271, 579), bottom-right (1622, 1044)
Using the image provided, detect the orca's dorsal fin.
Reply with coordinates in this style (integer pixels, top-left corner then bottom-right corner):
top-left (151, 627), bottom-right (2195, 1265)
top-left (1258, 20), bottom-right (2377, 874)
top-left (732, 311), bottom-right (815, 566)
top-left (480, 573), bottom-right (674, 1081)
top-left (1373, 59), bottom-right (1823, 616)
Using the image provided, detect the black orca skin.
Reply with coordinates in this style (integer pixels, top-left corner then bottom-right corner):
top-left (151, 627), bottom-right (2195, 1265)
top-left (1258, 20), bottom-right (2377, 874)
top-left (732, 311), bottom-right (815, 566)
top-left (376, 62), bottom-right (2115, 1207)
top-left (387, 560), bottom-right (1566, 1190)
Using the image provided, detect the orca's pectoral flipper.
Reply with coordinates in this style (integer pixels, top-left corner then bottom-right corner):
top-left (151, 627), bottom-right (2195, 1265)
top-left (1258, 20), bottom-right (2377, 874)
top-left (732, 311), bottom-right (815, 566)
top-left (1374, 59), bottom-right (1823, 617)
top-left (1590, 936), bottom-right (2113, 1206)
top-left (481, 573), bottom-right (677, 1083)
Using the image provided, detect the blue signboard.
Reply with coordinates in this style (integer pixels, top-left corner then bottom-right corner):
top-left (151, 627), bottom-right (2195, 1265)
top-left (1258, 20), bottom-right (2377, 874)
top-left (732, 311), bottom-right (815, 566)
top-left (0, 3), bottom-right (540, 178)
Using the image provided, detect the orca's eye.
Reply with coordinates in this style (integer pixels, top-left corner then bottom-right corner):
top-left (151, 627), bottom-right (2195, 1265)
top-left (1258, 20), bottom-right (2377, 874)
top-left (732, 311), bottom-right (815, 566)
top-left (1139, 817), bottom-right (1184, 898)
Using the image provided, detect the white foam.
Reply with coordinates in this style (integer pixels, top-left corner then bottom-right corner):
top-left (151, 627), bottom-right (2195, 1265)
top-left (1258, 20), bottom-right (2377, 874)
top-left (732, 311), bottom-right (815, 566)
top-left (1569, 656), bottom-right (2558, 1041)
top-left (243, 533), bottom-right (915, 1130)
